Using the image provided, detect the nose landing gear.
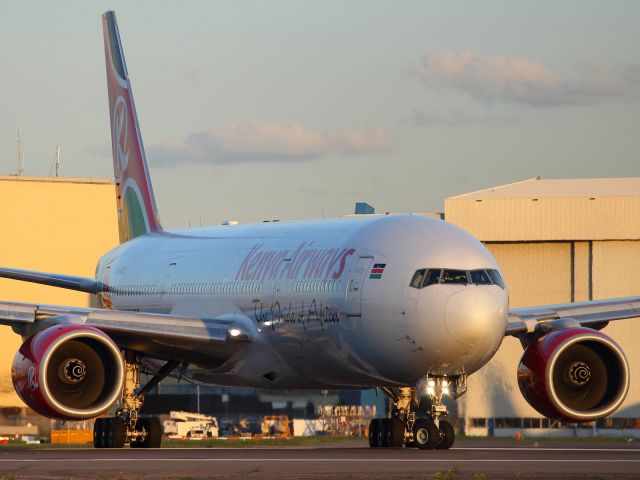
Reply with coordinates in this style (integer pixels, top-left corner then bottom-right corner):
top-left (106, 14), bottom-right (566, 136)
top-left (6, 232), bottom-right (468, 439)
top-left (368, 375), bottom-right (464, 450)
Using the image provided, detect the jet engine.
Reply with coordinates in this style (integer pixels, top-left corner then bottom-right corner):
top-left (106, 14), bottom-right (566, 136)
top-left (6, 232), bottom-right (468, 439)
top-left (517, 326), bottom-right (629, 422)
top-left (12, 324), bottom-right (124, 420)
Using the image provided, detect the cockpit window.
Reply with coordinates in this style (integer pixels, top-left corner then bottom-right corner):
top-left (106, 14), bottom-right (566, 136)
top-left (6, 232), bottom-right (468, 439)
top-left (410, 269), bottom-right (426, 288)
top-left (423, 269), bottom-right (441, 287)
top-left (470, 269), bottom-right (492, 285)
top-left (442, 269), bottom-right (468, 284)
top-left (487, 269), bottom-right (505, 289)
top-left (410, 267), bottom-right (505, 289)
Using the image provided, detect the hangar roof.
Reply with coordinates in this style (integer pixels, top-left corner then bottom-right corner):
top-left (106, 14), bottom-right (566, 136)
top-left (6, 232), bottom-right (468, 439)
top-left (450, 177), bottom-right (640, 200)
top-left (0, 176), bottom-right (111, 185)
top-left (445, 177), bottom-right (640, 241)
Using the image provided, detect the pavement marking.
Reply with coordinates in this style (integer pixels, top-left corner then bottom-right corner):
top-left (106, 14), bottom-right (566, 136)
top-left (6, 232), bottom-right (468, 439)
top-left (21, 446), bottom-right (640, 452)
top-left (453, 447), bottom-right (640, 452)
top-left (0, 458), bottom-right (639, 463)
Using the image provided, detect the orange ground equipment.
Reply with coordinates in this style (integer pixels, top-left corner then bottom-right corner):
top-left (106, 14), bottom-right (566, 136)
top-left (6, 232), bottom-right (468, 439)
top-left (261, 415), bottom-right (291, 438)
top-left (51, 429), bottom-right (93, 445)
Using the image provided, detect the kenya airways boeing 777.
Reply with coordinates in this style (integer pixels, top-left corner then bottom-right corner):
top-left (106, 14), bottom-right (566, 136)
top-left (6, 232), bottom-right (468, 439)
top-left (0, 11), bottom-right (638, 449)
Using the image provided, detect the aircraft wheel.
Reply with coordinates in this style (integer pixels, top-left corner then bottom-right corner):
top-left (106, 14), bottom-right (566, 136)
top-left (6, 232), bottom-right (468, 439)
top-left (94, 417), bottom-right (126, 448)
top-left (413, 418), bottom-right (438, 450)
top-left (436, 420), bottom-right (455, 450)
top-left (378, 418), bottom-right (390, 447)
top-left (386, 417), bottom-right (404, 448)
top-left (368, 418), bottom-right (380, 447)
top-left (93, 418), bottom-right (105, 448)
top-left (131, 417), bottom-right (162, 448)
top-left (106, 417), bottom-right (126, 448)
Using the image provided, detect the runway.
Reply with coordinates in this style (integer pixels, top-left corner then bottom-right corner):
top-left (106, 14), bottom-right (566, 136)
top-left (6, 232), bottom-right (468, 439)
top-left (1, 440), bottom-right (639, 479)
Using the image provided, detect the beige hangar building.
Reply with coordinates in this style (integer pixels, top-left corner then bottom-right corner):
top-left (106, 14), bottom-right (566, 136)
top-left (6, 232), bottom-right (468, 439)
top-left (0, 174), bottom-right (638, 437)
top-left (0, 176), bottom-right (119, 411)
top-left (445, 177), bottom-right (640, 435)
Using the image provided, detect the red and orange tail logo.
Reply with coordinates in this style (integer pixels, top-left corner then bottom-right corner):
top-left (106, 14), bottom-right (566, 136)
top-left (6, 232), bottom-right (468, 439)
top-left (103, 11), bottom-right (162, 243)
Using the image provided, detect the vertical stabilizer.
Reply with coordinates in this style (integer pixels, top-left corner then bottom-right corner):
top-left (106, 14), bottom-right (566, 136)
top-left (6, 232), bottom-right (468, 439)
top-left (102, 11), bottom-right (162, 243)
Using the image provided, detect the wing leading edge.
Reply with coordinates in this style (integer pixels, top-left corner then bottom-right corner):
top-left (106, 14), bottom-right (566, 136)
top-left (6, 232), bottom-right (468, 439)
top-left (0, 300), bottom-right (252, 369)
top-left (506, 296), bottom-right (640, 336)
top-left (0, 267), bottom-right (104, 294)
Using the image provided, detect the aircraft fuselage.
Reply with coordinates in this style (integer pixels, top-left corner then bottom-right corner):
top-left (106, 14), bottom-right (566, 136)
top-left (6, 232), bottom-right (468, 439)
top-left (97, 214), bottom-right (508, 389)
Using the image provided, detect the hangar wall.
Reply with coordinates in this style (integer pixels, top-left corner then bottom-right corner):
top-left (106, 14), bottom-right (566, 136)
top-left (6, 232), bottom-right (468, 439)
top-left (0, 176), bottom-right (119, 407)
top-left (445, 178), bottom-right (640, 432)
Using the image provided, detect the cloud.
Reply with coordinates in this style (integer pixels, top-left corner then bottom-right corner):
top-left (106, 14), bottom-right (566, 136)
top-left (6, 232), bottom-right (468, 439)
top-left (149, 120), bottom-right (392, 166)
top-left (409, 109), bottom-right (519, 126)
top-left (410, 51), bottom-right (640, 107)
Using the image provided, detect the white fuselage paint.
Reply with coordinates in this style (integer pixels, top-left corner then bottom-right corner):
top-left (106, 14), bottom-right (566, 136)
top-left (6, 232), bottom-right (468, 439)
top-left (96, 215), bottom-right (508, 389)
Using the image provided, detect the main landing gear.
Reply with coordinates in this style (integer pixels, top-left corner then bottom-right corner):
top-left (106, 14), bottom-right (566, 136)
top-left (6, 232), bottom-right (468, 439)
top-left (368, 375), bottom-right (465, 450)
top-left (94, 353), bottom-right (179, 448)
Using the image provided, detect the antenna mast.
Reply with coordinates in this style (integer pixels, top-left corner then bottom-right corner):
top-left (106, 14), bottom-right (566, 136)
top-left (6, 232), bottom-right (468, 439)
top-left (55, 145), bottom-right (62, 177)
top-left (16, 128), bottom-right (24, 176)
top-left (49, 146), bottom-right (63, 177)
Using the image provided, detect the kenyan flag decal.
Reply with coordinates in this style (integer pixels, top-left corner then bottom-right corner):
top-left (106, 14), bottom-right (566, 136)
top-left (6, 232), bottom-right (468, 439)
top-left (369, 263), bottom-right (386, 279)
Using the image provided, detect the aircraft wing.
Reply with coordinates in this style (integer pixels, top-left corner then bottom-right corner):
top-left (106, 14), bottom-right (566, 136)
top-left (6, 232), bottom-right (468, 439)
top-left (506, 296), bottom-right (640, 336)
top-left (0, 266), bottom-right (103, 294)
top-left (0, 300), bottom-right (252, 369)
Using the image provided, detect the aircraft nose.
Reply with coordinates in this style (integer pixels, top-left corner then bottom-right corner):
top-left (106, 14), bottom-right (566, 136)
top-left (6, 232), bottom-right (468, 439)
top-left (444, 289), bottom-right (505, 346)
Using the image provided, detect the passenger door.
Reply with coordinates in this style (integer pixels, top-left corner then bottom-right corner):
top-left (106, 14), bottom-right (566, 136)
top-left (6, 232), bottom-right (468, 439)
top-left (346, 256), bottom-right (373, 317)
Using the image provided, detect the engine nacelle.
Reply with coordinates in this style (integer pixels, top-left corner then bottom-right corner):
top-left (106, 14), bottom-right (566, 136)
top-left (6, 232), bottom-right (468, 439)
top-left (12, 324), bottom-right (124, 420)
top-left (518, 327), bottom-right (629, 422)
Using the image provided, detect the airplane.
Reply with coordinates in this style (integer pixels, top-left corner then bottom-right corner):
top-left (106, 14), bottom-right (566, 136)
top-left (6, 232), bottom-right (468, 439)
top-left (0, 10), bottom-right (639, 449)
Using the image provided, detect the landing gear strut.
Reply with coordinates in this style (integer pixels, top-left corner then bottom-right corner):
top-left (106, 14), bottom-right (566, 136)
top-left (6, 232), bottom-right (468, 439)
top-left (368, 374), bottom-right (465, 450)
top-left (93, 354), bottom-right (179, 448)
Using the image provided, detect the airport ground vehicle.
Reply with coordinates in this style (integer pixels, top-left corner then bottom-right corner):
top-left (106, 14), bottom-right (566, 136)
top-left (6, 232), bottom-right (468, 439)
top-left (163, 411), bottom-right (219, 439)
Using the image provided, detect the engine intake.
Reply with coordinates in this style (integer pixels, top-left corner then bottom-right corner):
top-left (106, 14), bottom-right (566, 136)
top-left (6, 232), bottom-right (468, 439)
top-left (518, 327), bottom-right (629, 422)
top-left (12, 324), bottom-right (124, 420)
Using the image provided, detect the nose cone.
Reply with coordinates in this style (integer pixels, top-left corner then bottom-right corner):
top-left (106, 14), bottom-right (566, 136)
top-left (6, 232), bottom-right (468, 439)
top-left (445, 289), bottom-right (505, 346)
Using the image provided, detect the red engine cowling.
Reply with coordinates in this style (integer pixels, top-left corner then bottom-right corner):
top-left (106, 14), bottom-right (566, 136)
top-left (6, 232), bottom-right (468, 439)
top-left (518, 327), bottom-right (629, 422)
top-left (11, 324), bottom-right (124, 420)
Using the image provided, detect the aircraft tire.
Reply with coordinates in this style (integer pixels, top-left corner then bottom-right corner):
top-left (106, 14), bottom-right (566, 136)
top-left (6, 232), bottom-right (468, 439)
top-left (93, 418), bottom-right (105, 448)
top-left (386, 417), bottom-right (404, 448)
top-left (377, 418), bottom-right (390, 447)
top-left (131, 417), bottom-right (162, 448)
top-left (368, 419), bottom-right (379, 447)
top-left (106, 417), bottom-right (126, 448)
top-left (413, 418), bottom-right (438, 450)
top-left (436, 420), bottom-right (455, 450)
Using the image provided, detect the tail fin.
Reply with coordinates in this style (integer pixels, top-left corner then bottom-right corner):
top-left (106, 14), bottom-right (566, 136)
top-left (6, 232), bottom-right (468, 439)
top-left (102, 11), bottom-right (162, 243)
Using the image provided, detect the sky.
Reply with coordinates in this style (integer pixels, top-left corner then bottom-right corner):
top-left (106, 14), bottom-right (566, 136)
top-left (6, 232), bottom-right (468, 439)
top-left (0, 1), bottom-right (638, 228)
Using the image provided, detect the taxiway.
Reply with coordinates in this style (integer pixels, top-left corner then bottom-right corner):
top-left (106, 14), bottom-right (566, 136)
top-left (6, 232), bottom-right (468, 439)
top-left (0, 440), bottom-right (639, 479)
